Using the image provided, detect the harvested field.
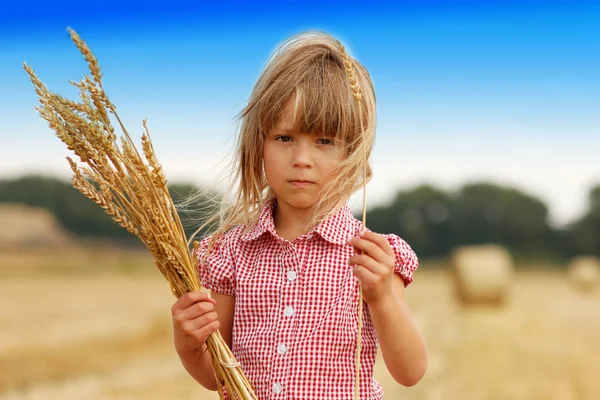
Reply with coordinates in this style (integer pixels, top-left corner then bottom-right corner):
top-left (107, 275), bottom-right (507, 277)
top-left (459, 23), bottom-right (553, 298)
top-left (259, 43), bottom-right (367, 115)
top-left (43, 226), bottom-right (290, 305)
top-left (1, 250), bottom-right (599, 399)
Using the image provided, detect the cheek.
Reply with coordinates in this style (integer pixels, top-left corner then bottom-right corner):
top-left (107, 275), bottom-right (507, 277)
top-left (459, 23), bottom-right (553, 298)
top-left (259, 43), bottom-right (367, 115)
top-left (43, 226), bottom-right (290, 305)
top-left (322, 164), bottom-right (339, 180)
top-left (319, 152), bottom-right (344, 178)
top-left (262, 143), bottom-right (273, 167)
top-left (262, 145), bottom-right (281, 182)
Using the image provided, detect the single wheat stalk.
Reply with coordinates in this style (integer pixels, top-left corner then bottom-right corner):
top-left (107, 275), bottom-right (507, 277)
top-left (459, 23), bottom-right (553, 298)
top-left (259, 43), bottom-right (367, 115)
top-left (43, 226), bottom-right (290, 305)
top-left (339, 41), bottom-right (367, 400)
top-left (24, 27), bottom-right (257, 400)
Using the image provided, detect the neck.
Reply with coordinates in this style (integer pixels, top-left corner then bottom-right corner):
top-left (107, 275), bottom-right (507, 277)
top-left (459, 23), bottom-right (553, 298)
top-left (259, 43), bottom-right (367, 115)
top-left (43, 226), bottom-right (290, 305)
top-left (272, 199), bottom-right (315, 242)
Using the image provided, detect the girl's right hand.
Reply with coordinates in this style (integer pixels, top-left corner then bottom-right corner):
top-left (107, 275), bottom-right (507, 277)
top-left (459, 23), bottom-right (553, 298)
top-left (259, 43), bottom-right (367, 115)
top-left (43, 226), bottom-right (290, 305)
top-left (171, 291), bottom-right (220, 357)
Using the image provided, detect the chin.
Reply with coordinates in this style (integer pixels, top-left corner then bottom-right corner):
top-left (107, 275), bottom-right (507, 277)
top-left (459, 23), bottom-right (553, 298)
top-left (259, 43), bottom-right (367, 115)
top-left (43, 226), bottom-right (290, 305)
top-left (279, 194), bottom-right (318, 210)
top-left (289, 199), bottom-right (317, 210)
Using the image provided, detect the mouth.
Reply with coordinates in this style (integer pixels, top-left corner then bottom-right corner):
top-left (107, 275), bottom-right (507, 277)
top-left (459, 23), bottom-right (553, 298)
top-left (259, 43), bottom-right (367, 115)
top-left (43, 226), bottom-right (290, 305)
top-left (289, 180), bottom-right (315, 187)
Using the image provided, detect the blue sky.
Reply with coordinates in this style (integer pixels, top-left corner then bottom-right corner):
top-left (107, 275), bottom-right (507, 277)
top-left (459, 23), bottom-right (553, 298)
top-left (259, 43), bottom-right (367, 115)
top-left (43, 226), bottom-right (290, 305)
top-left (0, 0), bottom-right (598, 226)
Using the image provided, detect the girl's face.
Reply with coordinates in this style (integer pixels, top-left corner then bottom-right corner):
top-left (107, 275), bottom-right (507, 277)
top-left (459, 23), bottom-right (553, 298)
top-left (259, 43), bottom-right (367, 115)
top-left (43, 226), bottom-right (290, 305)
top-left (263, 100), bottom-right (344, 213)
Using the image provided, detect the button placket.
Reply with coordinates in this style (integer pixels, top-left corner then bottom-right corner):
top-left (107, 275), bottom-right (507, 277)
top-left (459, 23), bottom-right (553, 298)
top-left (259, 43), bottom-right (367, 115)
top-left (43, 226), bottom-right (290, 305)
top-left (271, 242), bottom-right (296, 396)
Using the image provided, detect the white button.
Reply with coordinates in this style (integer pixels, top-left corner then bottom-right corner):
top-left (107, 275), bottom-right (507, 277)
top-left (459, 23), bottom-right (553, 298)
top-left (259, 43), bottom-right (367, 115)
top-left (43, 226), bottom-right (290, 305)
top-left (277, 343), bottom-right (288, 355)
top-left (272, 383), bottom-right (283, 394)
top-left (287, 270), bottom-right (297, 282)
top-left (284, 306), bottom-right (295, 317)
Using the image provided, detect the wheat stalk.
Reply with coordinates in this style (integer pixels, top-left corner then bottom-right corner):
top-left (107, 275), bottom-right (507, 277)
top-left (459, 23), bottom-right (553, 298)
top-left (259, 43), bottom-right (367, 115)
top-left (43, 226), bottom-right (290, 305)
top-left (24, 27), bottom-right (257, 399)
top-left (339, 41), bottom-right (368, 400)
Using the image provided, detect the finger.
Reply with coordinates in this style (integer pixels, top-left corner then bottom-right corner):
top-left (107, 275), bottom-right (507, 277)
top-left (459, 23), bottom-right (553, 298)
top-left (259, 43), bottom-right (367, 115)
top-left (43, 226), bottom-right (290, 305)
top-left (174, 300), bottom-right (215, 324)
top-left (172, 291), bottom-right (213, 314)
top-left (352, 265), bottom-right (380, 285)
top-left (184, 311), bottom-right (219, 334)
top-left (348, 254), bottom-right (390, 276)
top-left (192, 319), bottom-right (221, 343)
top-left (347, 235), bottom-right (392, 265)
top-left (358, 231), bottom-right (395, 258)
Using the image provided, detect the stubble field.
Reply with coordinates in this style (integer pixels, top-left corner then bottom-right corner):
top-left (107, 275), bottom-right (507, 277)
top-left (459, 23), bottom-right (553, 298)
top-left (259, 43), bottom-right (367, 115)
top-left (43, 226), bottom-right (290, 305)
top-left (1, 248), bottom-right (598, 400)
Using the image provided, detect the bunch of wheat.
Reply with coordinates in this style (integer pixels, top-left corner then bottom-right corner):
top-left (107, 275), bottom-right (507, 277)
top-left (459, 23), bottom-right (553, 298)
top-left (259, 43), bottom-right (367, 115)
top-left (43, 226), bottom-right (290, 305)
top-left (23, 28), bottom-right (256, 400)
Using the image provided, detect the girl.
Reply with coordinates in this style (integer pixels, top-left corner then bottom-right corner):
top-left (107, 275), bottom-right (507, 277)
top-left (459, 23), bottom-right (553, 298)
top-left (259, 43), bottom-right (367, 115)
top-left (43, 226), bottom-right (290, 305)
top-left (171, 31), bottom-right (428, 399)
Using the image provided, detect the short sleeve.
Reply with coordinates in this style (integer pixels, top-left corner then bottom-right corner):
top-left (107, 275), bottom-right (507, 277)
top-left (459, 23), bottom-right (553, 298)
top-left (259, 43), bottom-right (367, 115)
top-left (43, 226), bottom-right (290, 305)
top-left (195, 234), bottom-right (236, 296)
top-left (385, 234), bottom-right (419, 287)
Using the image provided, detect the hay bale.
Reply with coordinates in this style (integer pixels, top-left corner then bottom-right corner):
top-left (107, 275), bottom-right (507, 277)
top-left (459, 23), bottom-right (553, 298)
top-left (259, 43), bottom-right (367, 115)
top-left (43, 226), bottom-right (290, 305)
top-left (0, 203), bottom-right (73, 249)
top-left (450, 244), bottom-right (514, 305)
top-left (567, 256), bottom-right (600, 293)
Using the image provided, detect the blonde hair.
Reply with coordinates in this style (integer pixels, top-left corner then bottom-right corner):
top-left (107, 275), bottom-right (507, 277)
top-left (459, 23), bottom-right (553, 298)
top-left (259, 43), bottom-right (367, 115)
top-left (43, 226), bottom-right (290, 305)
top-left (189, 31), bottom-right (376, 248)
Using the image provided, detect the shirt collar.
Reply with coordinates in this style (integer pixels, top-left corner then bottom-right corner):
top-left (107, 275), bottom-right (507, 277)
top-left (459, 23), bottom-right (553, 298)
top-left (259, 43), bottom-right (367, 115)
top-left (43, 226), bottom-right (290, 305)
top-left (240, 198), bottom-right (357, 245)
top-left (239, 197), bottom-right (279, 242)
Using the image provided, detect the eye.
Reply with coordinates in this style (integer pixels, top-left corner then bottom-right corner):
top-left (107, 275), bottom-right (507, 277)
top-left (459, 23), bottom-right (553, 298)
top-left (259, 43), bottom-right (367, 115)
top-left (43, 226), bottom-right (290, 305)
top-left (275, 135), bottom-right (293, 142)
top-left (316, 138), bottom-right (335, 145)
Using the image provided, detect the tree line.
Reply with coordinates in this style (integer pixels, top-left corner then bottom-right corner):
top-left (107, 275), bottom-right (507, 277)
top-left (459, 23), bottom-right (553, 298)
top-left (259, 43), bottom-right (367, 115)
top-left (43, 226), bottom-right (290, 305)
top-left (0, 175), bottom-right (214, 247)
top-left (1, 175), bottom-right (598, 263)
top-left (366, 183), bottom-right (600, 263)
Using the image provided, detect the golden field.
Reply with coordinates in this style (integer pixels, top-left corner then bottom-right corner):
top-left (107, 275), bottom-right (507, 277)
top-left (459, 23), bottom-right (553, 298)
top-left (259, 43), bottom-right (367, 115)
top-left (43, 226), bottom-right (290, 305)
top-left (1, 247), bottom-right (599, 400)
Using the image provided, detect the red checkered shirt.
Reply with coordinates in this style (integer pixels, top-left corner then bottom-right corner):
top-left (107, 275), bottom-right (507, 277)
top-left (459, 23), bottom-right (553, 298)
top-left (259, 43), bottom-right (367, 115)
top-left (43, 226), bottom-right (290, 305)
top-left (196, 198), bottom-right (418, 399)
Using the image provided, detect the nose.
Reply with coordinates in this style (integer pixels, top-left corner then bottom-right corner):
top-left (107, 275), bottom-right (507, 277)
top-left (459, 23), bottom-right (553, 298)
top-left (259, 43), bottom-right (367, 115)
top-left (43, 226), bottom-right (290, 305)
top-left (291, 140), bottom-right (313, 168)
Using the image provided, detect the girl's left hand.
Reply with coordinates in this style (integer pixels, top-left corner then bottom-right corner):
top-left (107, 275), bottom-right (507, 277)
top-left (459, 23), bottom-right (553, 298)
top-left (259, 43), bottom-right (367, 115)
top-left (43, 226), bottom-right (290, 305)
top-left (347, 231), bottom-right (397, 305)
